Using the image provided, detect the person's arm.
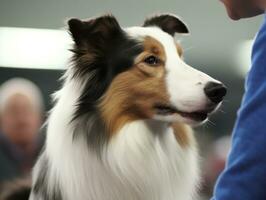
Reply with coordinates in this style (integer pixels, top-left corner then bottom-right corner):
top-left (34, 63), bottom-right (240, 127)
top-left (212, 14), bottom-right (266, 200)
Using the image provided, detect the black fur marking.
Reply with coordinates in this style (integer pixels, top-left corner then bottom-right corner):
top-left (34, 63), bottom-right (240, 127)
top-left (32, 154), bottom-right (62, 200)
top-left (143, 14), bottom-right (189, 36)
top-left (68, 15), bottom-right (143, 147)
top-left (69, 15), bottom-right (143, 118)
top-left (73, 114), bottom-right (107, 154)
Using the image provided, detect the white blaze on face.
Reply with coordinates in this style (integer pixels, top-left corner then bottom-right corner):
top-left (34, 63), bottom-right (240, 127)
top-left (164, 46), bottom-right (219, 112)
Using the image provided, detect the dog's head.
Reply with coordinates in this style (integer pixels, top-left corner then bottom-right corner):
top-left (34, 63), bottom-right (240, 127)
top-left (68, 14), bottom-right (226, 135)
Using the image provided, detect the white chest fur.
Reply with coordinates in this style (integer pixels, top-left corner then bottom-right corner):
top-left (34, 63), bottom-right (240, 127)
top-left (44, 121), bottom-right (199, 200)
top-left (103, 120), bottom-right (200, 200)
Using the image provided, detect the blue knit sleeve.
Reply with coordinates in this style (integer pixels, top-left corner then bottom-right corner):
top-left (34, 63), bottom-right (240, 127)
top-left (212, 15), bottom-right (266, 200)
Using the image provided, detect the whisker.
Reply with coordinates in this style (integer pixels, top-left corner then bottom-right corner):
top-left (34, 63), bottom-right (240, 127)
top-left (218, 109), bottom-right (226, 114)
top-left (207, 119), bottom-right (216, 126)
top-left (204, 123), bottom-right (209, 129)
top-left (183, 46), bottom-right (195, 53)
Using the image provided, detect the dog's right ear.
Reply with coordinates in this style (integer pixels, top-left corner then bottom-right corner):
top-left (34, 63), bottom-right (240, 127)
top-left (68, 18), bottom-right (85, 45)
top-left (68, 15), bottom-right (122, 46)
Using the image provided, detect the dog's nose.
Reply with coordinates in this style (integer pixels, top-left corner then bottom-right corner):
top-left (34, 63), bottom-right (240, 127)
top-left (204, 82), bottom-right (227, 103)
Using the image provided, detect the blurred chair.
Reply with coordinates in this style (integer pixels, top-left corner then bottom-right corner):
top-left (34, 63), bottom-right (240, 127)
top-left (0, 78), bottom-right (44, 188)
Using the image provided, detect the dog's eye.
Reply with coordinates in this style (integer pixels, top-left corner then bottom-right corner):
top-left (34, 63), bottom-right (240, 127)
top-left (144, 55), bottom-right (160, 66)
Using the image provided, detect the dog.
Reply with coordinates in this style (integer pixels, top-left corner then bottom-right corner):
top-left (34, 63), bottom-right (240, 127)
top-left (28, 14), bottom-right (226, 200)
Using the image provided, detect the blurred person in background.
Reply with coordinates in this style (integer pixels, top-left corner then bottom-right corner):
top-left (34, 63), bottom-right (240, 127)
top-left (0, 78), bottom-right (43, 188)
top-left (200, 136), bottom-right (231, 199)
top-left (212, 0), bottom-right (266, 200)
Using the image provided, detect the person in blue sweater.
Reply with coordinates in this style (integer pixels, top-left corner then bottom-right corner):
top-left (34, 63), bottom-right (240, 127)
top-left (212, 0), bottom-right (266, 199)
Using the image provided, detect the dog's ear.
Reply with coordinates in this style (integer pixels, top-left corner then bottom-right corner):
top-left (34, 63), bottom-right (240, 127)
top-left (143, 14), bottom-right (189, 36)
top-left (68, 15), bottom-right (121, 46)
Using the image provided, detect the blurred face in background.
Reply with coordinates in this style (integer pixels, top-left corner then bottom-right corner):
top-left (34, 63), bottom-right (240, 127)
top-left (220, 0), bottom-right (265, 20)
top-left (0, 93), bottom-right (41, 151)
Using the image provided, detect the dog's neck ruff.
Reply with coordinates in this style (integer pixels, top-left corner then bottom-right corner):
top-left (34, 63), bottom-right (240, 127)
top-left (30, 79), bottom-right (199, 200)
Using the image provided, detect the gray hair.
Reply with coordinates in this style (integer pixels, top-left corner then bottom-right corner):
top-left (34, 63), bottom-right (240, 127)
top-left (0, 78), bottom-right (44, 113)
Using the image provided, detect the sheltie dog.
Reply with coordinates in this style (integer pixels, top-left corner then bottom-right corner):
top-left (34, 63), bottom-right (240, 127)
top-left (29, 13), bottom-right (226, 200)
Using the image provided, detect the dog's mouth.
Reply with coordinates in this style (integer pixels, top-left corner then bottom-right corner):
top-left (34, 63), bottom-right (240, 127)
top-left (154, 103), bottom-right (211, 122)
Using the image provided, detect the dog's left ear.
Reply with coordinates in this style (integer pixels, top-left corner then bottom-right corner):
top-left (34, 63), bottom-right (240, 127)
top-left (68, 15), bottom-right (122, 46)
top-left (143, 14), bottom-right (189, 36)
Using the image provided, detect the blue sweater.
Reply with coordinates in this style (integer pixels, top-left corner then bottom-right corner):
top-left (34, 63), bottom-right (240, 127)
top-left (212, 14), bottom-right (266, 200)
